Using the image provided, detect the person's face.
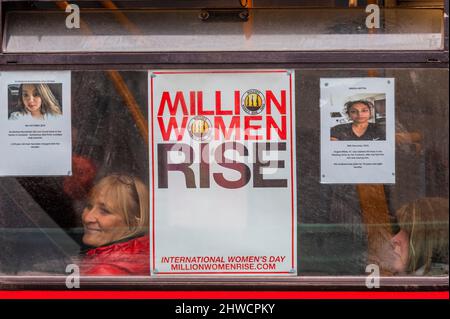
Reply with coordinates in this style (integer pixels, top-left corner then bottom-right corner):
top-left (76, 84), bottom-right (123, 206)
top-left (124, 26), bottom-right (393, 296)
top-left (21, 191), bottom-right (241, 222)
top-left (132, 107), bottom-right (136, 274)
top-left (390, 229), bottom-right (410, 273)
top-left (348, 103), bottom-right (371, 124)
top-left (82, 190), bottom-right (129, 247)
top-left (379, 229), bottom-right (410, 274)
top-left (21, 84), bottom-right (42, 114)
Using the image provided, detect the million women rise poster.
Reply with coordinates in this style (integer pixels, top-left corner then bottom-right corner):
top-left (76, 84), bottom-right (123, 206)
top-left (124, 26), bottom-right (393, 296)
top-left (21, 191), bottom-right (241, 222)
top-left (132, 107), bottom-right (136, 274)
top-left (149, 70), bottom-right (297, 275)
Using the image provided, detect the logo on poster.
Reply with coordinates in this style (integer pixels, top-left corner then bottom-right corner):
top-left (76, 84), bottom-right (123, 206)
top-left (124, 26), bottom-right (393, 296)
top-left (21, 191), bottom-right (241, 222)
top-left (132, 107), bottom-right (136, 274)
top-left (241, 89), bottom-right (265, 115)
top-left (188, 116), bottom-right (212, 141)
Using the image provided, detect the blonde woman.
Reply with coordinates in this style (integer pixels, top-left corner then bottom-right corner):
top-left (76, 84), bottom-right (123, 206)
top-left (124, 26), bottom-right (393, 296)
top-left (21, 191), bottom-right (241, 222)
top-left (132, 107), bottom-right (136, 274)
top-left (379, 197), bottom-right (449, 275)
top-left (9, 83), bottom-right (62, 120)
top-left (80, 174), bottom-right (150, 276)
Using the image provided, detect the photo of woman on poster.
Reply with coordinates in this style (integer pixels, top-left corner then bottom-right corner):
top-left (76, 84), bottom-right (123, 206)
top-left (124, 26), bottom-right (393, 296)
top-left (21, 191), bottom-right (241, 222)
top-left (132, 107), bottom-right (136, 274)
top-left (330, 99), bottom-right (385, 141)
top-left (8, 83), bottom-right (62, 121)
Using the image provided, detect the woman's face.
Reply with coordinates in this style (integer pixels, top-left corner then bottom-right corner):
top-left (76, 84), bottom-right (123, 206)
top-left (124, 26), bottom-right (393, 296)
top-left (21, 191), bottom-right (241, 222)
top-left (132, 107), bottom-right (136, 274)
top-left (348, 102), bottom-right (371, 124)
top-left (378, 229), bottom-right (410, 274)
top-left (82, 190), bottom-right (129, 247)
top-left (21, 84), bottom-right (42, 115)
top-left (390, 229), bottom-right (410, 273)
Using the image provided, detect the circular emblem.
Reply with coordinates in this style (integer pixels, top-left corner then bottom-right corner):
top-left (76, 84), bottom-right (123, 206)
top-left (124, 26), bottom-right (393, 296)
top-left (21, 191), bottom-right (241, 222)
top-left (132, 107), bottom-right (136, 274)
top-left (241, 89), bottom-right (265, 115)
top-left (188, 116), bottom-right (212, 141)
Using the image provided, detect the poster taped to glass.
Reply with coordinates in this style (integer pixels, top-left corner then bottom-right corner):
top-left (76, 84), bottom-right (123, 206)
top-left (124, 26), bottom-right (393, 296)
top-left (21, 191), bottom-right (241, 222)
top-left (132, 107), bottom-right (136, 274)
top-left (0, 71), bottom-right (71, 176)
top-left (150, 69), bottom-right (297, 275)
top-left (320, 77), bottom-right (395, 184)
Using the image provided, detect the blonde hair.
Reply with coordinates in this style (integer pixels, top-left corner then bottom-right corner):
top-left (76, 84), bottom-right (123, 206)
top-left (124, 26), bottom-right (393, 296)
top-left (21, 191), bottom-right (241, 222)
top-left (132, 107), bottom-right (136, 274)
top-left (17, 83), bottom-right (62, 116)
top-left (89, 174), bottom-right (149, 240)
top-left (396, 197), bottom-right (449, 274)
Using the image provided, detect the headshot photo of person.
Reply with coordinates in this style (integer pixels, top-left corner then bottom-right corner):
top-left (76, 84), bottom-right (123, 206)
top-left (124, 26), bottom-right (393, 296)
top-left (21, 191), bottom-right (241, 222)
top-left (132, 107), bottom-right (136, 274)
top-left (79, 174), bottom-right (150, 276)
top-left (330, 99), bottom-right (386, 141)
top-left (8, 83), bottom-right (62, 121)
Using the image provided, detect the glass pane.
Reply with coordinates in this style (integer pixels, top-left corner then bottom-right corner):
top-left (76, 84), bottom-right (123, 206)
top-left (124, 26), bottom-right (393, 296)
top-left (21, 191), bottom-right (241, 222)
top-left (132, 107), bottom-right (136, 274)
top-left (1, 71), bottom-right (149, 276)
top-left (3, 8), bottom-right (444, 53)
top-left (296, 68), bottom-right (448, 276)
top-left (0, 69), bottom-right (448, 284)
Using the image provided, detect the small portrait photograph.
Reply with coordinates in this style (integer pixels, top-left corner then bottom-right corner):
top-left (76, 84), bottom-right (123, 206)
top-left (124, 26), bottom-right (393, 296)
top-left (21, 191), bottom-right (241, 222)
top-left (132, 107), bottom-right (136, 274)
top-left (329, 93), bottom-right (386, 141)
top-left (8, 83), bottom-right (63, 121)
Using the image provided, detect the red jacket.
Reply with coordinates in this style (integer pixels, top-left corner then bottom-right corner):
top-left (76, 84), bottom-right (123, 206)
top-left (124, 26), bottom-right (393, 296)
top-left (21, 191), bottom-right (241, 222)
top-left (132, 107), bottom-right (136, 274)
top-left (81, 235), bottom-right (150, 276)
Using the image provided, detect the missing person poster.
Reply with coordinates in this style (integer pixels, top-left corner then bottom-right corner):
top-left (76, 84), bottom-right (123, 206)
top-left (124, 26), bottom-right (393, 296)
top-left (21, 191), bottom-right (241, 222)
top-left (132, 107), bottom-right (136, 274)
top-left (320, 77), bottom-right (395, 184)
top-left (0, 71), bottom-right (71, 176)
top-left (150, 70), bottom-right (296, 275)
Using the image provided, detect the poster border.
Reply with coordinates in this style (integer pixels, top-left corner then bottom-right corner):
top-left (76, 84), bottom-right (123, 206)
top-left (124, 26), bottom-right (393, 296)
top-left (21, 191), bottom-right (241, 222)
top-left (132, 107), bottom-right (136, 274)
top-left (149, 69), bottom-right (296, 275)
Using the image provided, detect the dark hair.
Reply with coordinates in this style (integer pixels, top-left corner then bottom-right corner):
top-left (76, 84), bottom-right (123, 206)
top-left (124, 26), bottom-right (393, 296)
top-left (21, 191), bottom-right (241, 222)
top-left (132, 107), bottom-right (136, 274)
top-left (344, 100), bottom-right (374, 118)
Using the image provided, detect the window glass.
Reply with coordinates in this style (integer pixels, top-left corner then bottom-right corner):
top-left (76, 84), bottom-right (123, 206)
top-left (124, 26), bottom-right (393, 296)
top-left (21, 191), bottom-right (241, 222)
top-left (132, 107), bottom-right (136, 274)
top-left (0, 71), bottom-right (149, 276)
top-left (3, 8), bottom-right (444, 53)
top-left (296, 68), bottom-right (448, 276)
top-left (0, 69), bottom-right (447, 282)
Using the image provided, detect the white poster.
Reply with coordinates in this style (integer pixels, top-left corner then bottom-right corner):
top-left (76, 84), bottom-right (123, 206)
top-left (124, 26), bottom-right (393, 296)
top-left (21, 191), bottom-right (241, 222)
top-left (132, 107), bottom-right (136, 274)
top-left (320, 78), bottom-right (395, 184)
top-left (0, 71), bottom-right (72, 176)
top-left (150, 70), bottom-right (297, 275)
